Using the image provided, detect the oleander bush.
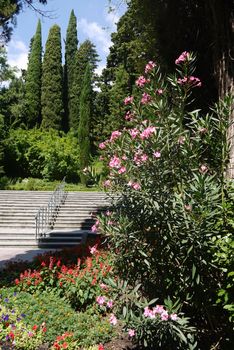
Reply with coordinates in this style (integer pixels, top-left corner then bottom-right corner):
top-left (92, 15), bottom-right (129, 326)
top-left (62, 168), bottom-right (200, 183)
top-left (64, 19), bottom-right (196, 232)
top-left (97, 53), bottom-right (234, 347)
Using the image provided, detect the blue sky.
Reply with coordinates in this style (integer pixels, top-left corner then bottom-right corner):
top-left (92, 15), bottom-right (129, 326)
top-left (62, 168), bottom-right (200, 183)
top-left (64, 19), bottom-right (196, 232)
top-left (6, 0), bottom-right (126, 75)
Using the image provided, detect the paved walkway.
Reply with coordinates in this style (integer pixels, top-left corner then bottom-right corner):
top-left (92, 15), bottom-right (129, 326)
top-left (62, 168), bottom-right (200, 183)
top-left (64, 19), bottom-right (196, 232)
top-left (0, 248), bottom-right (58, 269)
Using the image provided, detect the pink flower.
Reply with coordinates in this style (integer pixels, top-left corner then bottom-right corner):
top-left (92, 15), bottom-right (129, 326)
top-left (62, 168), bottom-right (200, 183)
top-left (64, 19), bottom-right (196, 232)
top-left (107, 300), bottom-right (113, 308)
top-left (124, 96), bottom-right (134, 105)
top-left (145, 61), bottom-right (156, 74)
top-left (199, 127), bottom-right (208, 134)
top-left (140, 126), bottom-right (156, 139)
top-left (175, 51), bottom-right (189, 65)
top-left (141, 92), bottom-right (151, 104)
top-left (127, 180), bottom-right (133, 187)
top-left (178, 136), bottom-right (186, 144)
top-left (128, 329), bottom-right (135, 337)
top-left (136, 75), bottom-right (150, 87)
top-left (161, 311), bottom-right (169, 321)
top-left (178, 76), bottom-right (201, 88)
top-left (109, 314), bottom-right (117, 325)
top-left (125, 111), bottom-right (134, 121)
top-left (184, 204), bottom-right (192, 211)
top-left (118, 166), bottom-right (126, 174)
top-left (189, 76), bottom-right (202, 87)
top-left (199, 164), bottom-right (208, 174)
top-left (156, 89), bottom-right (163, 95)
top-left (122, 155), bottom-right (127, 160)
top-left (144, 307), bottom-right (154, 318)
top-left (89, 245), bottom-right (98, 255)
top-left (170, 313), bottom-right (178, 321)
top-left (110, 130), bottom-right (122, 142)
top-left (96, 296), bottom-right (106, 305)
top-left (109, 156), bottom-right (121, 169)
top-left (103, 180), bottom-right (111, 187)
top-left (132, 182), bottom-right (141, 190)
top-left (91, 225), bottom-right (97, 233)
top-left (99, 142), bottom-right (106, 149)
top-left (129, 128), bottom-right (139, 139)
top-left (153, 305), bottom-right (165, 314)
top-left (100, 283), bottom-right (108, 290)
top-left (107, 220), bottom-right (114, 225)
top-left (141, 154), bottom-right (148, 162)
top-left (153, 151), bottom-right (161, 158)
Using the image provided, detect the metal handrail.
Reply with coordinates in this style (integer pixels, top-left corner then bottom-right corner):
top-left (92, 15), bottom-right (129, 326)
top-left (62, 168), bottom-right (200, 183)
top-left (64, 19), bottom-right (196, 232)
top-left (35, 177), bottom-right (67, 240)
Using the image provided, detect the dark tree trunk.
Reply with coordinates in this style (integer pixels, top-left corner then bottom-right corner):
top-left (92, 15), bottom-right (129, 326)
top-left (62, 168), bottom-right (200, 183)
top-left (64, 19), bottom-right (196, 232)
top-left (206, 0), bottom-right (234, 176)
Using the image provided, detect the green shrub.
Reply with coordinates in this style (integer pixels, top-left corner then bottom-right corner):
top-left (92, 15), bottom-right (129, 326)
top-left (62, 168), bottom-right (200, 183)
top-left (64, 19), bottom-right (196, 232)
top-left (4, 128), bottom-right (80, 182)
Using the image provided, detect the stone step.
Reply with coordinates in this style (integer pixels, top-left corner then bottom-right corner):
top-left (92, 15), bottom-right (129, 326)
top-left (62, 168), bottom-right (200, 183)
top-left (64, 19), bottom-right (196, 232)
top-left (0, 190), bottom-right (109, 249)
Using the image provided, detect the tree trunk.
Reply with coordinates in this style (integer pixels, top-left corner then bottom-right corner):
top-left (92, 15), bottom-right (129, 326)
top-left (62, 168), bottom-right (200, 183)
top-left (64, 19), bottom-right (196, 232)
top-left (207, 0), bottom-right (234, 177)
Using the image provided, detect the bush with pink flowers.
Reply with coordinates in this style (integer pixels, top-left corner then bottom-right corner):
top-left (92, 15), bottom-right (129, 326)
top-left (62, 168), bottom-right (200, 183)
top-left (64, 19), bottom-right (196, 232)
top-left (98, 52), bottom-right (233, 346)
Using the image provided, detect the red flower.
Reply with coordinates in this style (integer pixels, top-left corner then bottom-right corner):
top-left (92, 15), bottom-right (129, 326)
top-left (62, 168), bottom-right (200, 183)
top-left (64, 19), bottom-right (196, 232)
top-left (15, 279), bottom-right (19, 285)
top-left (41, 261), bottom-right (46, 267)
top-left (62, 342), bottom-right (68, 349)
top-left (98, 345), bottom-right (104, 350)
top-left (53, 343), bottom-right (60, 350)
top-left (9, 331), bottom-right (15, 340)
top-left (32, 325), bottom-right (38, 331)
top-left (42, 327), bottom-right (47, 333)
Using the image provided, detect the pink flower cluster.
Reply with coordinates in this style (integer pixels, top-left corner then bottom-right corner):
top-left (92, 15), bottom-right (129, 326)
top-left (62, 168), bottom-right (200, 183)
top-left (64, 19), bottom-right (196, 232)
top-left (103, 179), bottom-right (111, 188)
top-left (99, 141), bottom-right (107, 150)
top-left (109, 155), bottom-right (121, 169)
top-left (175, 51), bottom-right (189, 65)
top-left (89, 244), bottom-right (98, 255)
top-left (128, 181), bottom-right (141, 190)
top-left (136, 75), bottom-right (150, 87)
top-left (124, 96), bottom-right (134, 105)
top-left (110, 130), bottom-right (122, 142)
top-left (153, 151), bottom-right (161, 158)
top-left (177, 76), bottom-right (201, 87)
top-left (109, 314), bottom-right (117, 325)
top-left (125, 111), bottom-right (134, 121)
top-left (96, 295), bottom-right (114, 309)
top-left (91, 219), bottom-right (100, 233)
top-left (129, 128), bottom-right (139, 139)
top-left (144, 305), bottom-right (178, 321)
top-left (141, 92), bottom-right (151, 104)
top-left (134, 151), bottom-right (148, 166)
top-left (140, 126), bottom-right (156, 140)
top-left (145, 61), bottom-right (156, 74)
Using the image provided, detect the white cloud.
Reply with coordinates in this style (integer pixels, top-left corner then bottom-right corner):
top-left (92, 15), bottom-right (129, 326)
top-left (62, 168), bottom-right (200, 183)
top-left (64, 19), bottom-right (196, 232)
top-left (78, 18), bottom-right (112, 54)
top-left (95, 63), bottom-right (106, 77)
top-left (104, 8), bottom-right (120, 29)
top-left (6, 39), bottom-right (28, 73)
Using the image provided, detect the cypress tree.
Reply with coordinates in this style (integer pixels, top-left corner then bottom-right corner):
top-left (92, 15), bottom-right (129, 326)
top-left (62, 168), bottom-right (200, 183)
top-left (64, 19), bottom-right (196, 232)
top-left (0, 114), bottom-right (4, 177)
top-left (41, 24), bottom-right (64, 129)
top-left (25, 20), bottom-right (42, 128)
top-left (64, 10), bottom-right (78, 131)
top-left (70, 40), bottom-right (98, 130)
top-left (78, 64), bottom-right (92, 185)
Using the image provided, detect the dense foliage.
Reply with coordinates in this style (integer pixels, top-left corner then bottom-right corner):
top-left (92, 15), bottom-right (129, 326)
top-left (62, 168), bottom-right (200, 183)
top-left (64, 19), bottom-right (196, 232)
top-left (64, 10), bottom-right (78, 131)
top-left (24, 20), bottom-right (42, 128)
top-left (41, 24), bottom-right (64, 130)
top-left (78, 64), bottom-right (92, 185)
top-left (4, 128), bottom-right (80, 181)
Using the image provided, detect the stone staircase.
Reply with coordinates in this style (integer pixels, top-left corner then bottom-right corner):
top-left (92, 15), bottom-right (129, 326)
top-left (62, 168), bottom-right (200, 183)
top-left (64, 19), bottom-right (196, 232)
top-left (0, 190), bottom-right (109, 248)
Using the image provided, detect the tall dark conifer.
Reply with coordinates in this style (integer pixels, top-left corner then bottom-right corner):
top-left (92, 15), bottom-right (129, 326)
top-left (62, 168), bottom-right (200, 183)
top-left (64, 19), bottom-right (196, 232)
top-left (25, 20), bottom-right (42, 128)
top-left (41, 24), bottom-right (64, 129)
top-left (64, 10), bottom-right (78, 131)
top-left (70, 40), bottom-right (98, 130)
top-left (78, 64), bottom-right (92, 185)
